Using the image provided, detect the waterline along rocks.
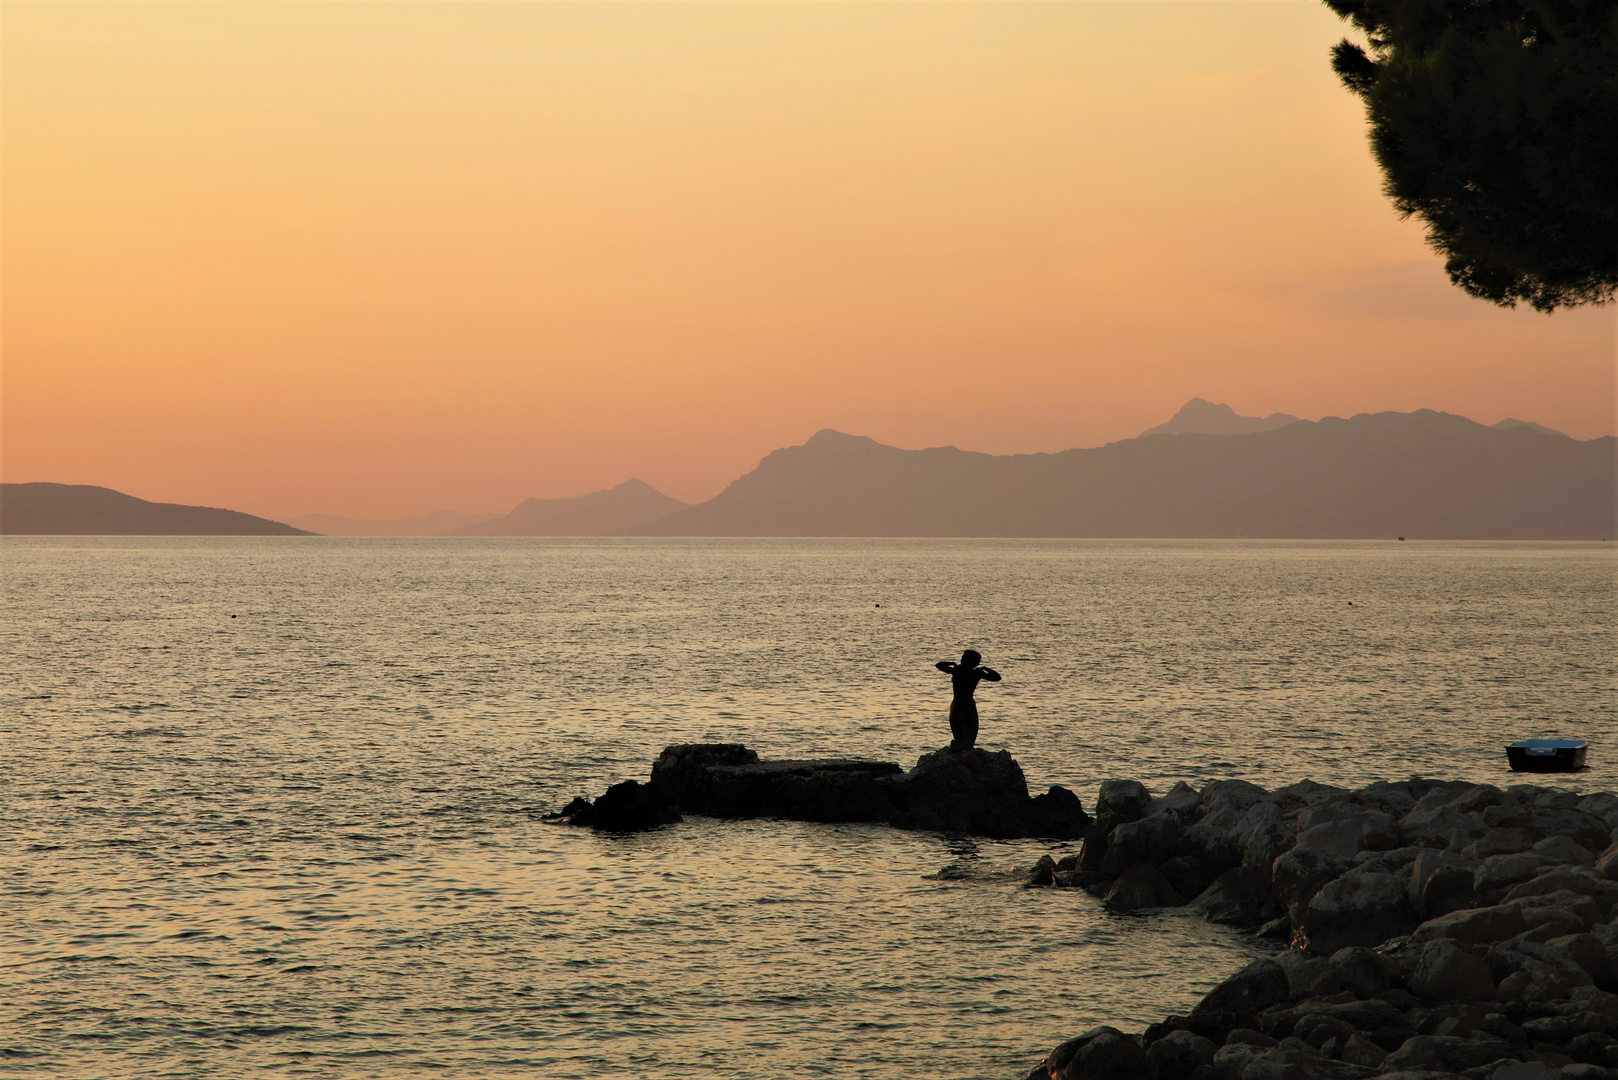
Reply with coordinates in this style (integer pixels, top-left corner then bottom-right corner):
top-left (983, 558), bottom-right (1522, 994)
top-left (547, 743), bottom-right (1093, 839)
top-left (1018, 776), bottom-right (1618, 1080)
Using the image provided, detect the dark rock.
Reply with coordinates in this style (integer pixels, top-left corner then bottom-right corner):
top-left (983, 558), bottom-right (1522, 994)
top-left (1046, 1025), bottom-right (1149, 1080)
top-left (1025, 855), bottom-right (1058, 888)
top-left (1030, 785), bottom-right (1094, 839)
top-left (1147, 781), bottom-right (1204, 823)
top-left (1547, 933), bottom-right (1613, 982)
top-left (1465, 826), bottom-right (1537, 859)
top-left (1273, 847), bottom-right (1354, 925)
top-left (1409, 939), bottom-right (1496, 1000)
top-left (1080, 811), bottom-right (1130, 871)
top-left (1096, 779), bottom-right (1151, 821)
top-left (1276, 949), bottom-right (1343, 1000)
top-left (1339, 1032), bottom-right (1388, 1068)
top-left (1191, 866), bottom-right (1275, 928)
top-left (1101, 814), bottom-right (1185, 876)
top-left (588, 780), bottom-right (682, 832)
top-left (545, 795), bottom-right (596, 825)
top-left (1224, 1028), bottom-right (1278, 1048)
top-left (1328, 947), bottom-right (1392, 999)
top-left (1477, 853), bottom-right (1553, 895)
top-left (1505, 869), bottom-right (1618, 918)
top-left (1293, 1012), bottom-right (1356, 1048)
top-left (1566, 1031), bottom-right (1618, 1066)
top-left (1382, 1034), bottom-right (1520, 1073)
top-left (1534, 836), bottom-right (1596, 866)
top-left (1413, 902), bottom-right (1533, 945)
top-left (1409, 849), bottom-right (1481, 919)
top-left (1256, 915), bottom-right (1292, 940)
top-left (1240, 802), bottom-right (1294, 882)
top-left (1161, 855), bottom-right (1213, 901)
top-left (1105, 863), bottom-right (1186, 911)
top-left (1236, 1045), bottom-right (1376, 1079)
top-left (1305, 872), bottom-right (1418, 955)
top-left (1210, 1042), bottom-right (1261, 1080)
top-left (1194, 958), bottom-right (1291, 1018)
top-left (1145, 1029), bottom-right (1216, 1080)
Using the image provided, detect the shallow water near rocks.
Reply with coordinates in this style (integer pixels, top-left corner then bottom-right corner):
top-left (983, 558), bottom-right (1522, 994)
top-left (3, 538), bottom-right (1613, 1078)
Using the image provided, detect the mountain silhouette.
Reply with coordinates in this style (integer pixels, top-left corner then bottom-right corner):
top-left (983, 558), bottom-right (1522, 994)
top-left (629, 412), bottom-right (1614, 539)
top-left (1139, 397), bottom-right (1299, 438)
top-left (1, 483), bottom-right (313, 535)
top-left (453, 479), bottom-right (688, 536)
top-left (287, 510), bottom-right (501, 536)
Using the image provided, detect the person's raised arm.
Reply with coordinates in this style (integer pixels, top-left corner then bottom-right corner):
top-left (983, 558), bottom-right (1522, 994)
top-left (935, 661), bottom-right (956, 673)
top-left (978, 667), bottom-right (1001, 681)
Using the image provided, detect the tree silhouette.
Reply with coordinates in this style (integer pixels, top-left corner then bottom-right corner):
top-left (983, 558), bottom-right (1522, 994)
top-left (1325, 0), bottom-right (1616, 311)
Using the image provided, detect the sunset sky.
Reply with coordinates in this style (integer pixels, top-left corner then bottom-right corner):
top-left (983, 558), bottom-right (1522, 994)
top-left (4, 2), bottom-right (1613, 521)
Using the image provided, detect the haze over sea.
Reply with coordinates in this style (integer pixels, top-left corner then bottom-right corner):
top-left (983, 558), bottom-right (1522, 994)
top-left (4, 537), bottom-right (1613, 1079)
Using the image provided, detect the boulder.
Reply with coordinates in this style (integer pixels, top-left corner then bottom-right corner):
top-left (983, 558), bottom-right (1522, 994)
top-left (1304, 872), bottom-right (1417, 954)
top-left (1240, 803), bottom-right (1294, 881)
top-left (1146, 781), bottom-right (1204, 823)
top-left (1273, 847), bottom-right (1353, 925)
top-left (1381, 1034), bottom-right (1519, 1072)
top-left (1408, 849), bottom-right (1480, 919)
top-left (1045, 1025), bottom-right (1149, 1080)
top-left (889, 748), bottom-right (1033, 836)
top-left (1466, 826), bottom-right (1538, 859)
top-left (1338, 1032), bottom-right (1388, 1068)
top-left (1505, 868), bottom-right (1618, 917)
top-left (1101, 814), bottom-right (1185, 876)
top-left (1327, 947), bottom-right (1391, 999)
top-left (1144, 1029), bottom-right (1216, 1080)
top-left (1104, 864), bottom-right (1186, 911)
top-left (1476, 853), bottom-right (1552, 895)
top-left (1536, 835), bottom-right (1597, 866)
top-left (1412, 902), bottom-right (1532, 945)
top-left (1190, 866), bottom-right (1274, 928)
top-left (1548, 933), bottom-right (1614, 982)
top-left (1274, 949), bottom-right (1342, 1000)
top-left (1160, 855), bottom-right (1213, 902)
top-left (587, 780), bottom-right (683, 832)
top-left (1192, 958), bottom-right (1290, 1018)
top-left (1234, 1046), bottom-right (1376, 1079)
top-left (1030, 785), bottom-right (1094, 839)
top-left (1408, 939), bottom-right (1496, 1000)
top-left (1210, 1043), bottom-right (1260, 1080)
top-left (1295, 819), bottom-right (1366, 859)
top-left (1096, 779), bottom-right (1151, 821)
top-left (1595, 844), bottom-right (1618, 881)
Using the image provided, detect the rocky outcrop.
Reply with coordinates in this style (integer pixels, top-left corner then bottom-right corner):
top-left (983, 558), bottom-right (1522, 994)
top-left (544, 780), bottom-right (682, 832)
top-left (1021, 777), bottom-right (1618, 1080)
top-left (552, 742), bottom-right (1093, 839)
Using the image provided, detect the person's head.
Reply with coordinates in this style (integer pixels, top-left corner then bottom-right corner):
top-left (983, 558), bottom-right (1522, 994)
top-left (960, 649), bottom-right (981, 668)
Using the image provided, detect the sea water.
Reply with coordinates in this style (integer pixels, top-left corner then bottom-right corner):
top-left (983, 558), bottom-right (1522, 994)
top-left (3, 538), bottom-right (1613, 1078)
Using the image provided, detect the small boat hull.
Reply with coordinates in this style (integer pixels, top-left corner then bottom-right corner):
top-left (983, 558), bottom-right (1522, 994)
top-left (1506, 739), bottom-right (1588, 773)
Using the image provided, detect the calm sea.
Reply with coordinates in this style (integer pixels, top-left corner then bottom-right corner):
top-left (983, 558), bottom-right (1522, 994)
top-left (3, 538), bottom-right (1614, 1078)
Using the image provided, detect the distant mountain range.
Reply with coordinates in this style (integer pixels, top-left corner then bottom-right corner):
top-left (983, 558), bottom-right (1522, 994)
top-left (450, 479), bottom-right (688, 536)
top-left (0, 483), bottom-right (312, 535)
top-left (5, 403), bottom-right (1609, 538)
top-left (630, 410), bottom-right (1611, 539)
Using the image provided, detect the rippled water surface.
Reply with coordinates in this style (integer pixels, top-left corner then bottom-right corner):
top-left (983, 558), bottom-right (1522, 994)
top-left (3, 538), bottom-right (1614, 1078)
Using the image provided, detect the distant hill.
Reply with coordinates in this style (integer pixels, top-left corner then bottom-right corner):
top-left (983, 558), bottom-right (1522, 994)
top-left (288, 509), bottom-right (501, 536)
top-left (630, 412), bottom-right (1616, 539)
top-left (1140, 397), bottom-right (1299, 438)
top-left (453, 479), bottom-right (689, 536)
top-left (1, 483), bottom-right (313, 535)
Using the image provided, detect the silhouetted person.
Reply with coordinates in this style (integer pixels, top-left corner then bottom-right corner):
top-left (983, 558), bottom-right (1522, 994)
top-left (934, 649), bottom-right (1000, 751)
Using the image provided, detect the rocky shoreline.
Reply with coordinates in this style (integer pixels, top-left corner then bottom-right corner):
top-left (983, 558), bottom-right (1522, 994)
top-left (548, 746), bottom-right (1618, 1080)
top-left (1019, 775), bottom-right (1618, 1080)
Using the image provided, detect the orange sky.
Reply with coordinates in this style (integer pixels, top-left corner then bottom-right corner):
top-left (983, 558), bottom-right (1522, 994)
top-left (4, 2), bottom-right (1613, 520)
